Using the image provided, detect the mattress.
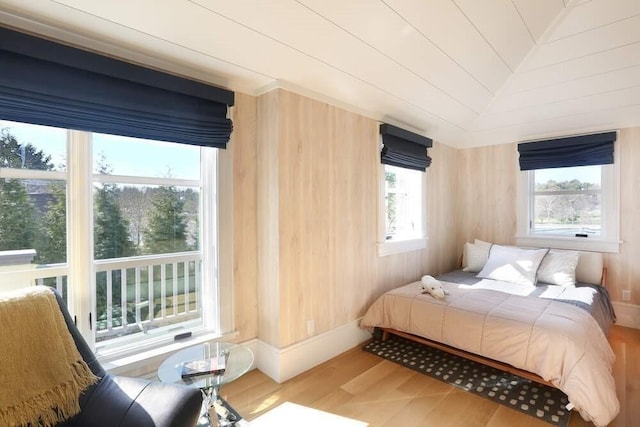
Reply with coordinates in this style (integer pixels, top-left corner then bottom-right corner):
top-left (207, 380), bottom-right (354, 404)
top-left (436, 269), bottom-right (616, 335)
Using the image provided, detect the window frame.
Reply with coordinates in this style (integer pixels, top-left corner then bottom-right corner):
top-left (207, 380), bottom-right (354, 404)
top-left (516, 143), bottom-right (620, 253)
top-left (0, 123), bottom-right (226, 364)
top-left (377, 163), bottom-right (428, 257)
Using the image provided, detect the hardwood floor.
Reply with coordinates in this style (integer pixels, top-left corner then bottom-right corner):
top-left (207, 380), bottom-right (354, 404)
top-left (222, 325), bottom-right (640, 426)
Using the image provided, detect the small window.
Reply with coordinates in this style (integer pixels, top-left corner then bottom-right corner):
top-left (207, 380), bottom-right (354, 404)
top-left (378, 164), bottom-right (426, 256)
top-left (517, 163), bottom-right (619, 253)
top-left (530, 166), bottom-right (601, 237)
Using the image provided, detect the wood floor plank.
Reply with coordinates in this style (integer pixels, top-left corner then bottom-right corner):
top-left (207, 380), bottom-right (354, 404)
top-left (486, 406), bottom-right (550, 427)
top-left (417, 390), bottom-right (498, 427)
top-left (395, 370), bottom-right (456, 397)
top-left (341, 361), bottom-right (421, 399)
top-left (378, 395), bottom-right (449, 427)
top-left (618, 326), bottom-right (640, 427)
top-left (221, 325), bottom-right (636, 426)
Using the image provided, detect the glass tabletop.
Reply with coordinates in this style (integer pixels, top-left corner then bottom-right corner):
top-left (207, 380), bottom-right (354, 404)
top-left (157, 342), bottom-right (254, 391)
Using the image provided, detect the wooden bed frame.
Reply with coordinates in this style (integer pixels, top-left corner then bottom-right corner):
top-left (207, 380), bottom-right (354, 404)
top-left (380, 327), bottom-right (555, 388)
top-left (380, 267), bottom-right (609, 390)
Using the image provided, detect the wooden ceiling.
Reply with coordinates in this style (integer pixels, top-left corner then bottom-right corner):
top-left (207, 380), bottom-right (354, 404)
top-left (1, 0), bottom-right (639, 148)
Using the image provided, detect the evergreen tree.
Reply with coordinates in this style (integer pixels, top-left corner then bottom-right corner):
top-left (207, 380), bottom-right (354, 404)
top-left (93, 159), bottom-right (136, 324)
top-left (0, 128), bottom-right (53, 170)
top-left (93, 161), bottom-right (135, 260)
top-left (37, 183), bottom-right (66, 264)
top-left (0, 178), bottom-right (36, 250)
top-left (143, 186), bottom-right (188, 254)
top-left (0, 128), bottom-right (53, 253)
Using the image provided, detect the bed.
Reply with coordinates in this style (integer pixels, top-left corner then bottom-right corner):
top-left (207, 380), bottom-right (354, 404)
top-left (360, 242), bottom-right (619, 426)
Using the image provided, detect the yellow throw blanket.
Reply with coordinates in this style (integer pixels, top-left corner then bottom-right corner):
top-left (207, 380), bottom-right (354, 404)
top-left (0, 287), bottom-right (98, 426)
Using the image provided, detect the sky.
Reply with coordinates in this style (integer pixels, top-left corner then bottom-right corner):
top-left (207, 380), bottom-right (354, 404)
top-left (1, 120), bottom-right (200, 180)
top-left (534, 165), bottom-right (600, 185)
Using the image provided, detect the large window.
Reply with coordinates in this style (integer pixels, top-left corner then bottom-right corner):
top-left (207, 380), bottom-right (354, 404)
top-left (0, 120), bottom-right (219, 355)
top-left (517, 163), bottom-right (619, 253)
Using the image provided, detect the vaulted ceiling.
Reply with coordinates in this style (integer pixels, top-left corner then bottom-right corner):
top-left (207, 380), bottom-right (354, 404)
top-left (1, 0), bottom-right (639, 148)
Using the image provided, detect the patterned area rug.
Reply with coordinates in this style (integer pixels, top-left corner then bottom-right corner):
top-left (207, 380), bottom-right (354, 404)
top-left (363, 336), bottom-right (570, 426)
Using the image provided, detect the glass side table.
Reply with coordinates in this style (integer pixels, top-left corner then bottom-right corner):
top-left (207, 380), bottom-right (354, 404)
top-left (158, 342), bottom-right (254, 426)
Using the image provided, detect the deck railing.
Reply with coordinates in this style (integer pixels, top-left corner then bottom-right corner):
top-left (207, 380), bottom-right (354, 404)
top-left (20, 253), bottom-right (203, 342)
top-left (94, 253), bottom-right (202, 341)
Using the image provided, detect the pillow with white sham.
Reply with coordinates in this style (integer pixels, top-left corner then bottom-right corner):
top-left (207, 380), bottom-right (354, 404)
top-left (476, 245), bottom-right (548, 286)
top-left (462, 239), bottom-right (492, 273)
top-left (537, 250), bottom-right (580, 287)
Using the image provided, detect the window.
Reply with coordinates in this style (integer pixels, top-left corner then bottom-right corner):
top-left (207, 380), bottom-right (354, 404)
top-left (517, 162), bottom-right (620, 253)
top-left (0, 121), bottom-right (68, 291)
top-left (530, 166), bottom-right (601, 237)
top-left (0, 119), bottom-right (221, 358)
top-left (378, 164), bottom-right (427, 256)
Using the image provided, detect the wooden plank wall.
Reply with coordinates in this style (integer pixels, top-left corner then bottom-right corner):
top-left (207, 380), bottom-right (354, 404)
top-left (456, 142), bottom-right (518, 251)
top-left (250, 89), bottom-right (458, 349)
top-left (256, 90), bottom-right (281, 346)
top-left (231, 92), bottom-right (259, 342)
top-left (606, 127), bottom-right (640, 305)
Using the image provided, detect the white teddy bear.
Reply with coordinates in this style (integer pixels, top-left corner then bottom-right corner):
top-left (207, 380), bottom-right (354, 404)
top-left (420, 275), bottom-right (448, 299)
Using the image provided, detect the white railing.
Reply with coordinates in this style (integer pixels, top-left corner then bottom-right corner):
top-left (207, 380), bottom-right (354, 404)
top-left (1, 253), bottom-right (203, 343)
top-left (0, 264), bottom-right (68, 296)
top-left (94, 253), bottom-right (202, 341)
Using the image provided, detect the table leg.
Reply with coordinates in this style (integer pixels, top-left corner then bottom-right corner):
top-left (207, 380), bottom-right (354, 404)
top-left (201, 386), bottom-right (239, 427)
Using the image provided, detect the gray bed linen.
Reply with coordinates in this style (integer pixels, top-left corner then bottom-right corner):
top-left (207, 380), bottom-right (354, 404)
top-left (436, 269), bottom-right (616, 336)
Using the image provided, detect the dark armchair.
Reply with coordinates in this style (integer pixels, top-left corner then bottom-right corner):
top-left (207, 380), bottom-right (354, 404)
top-left (49, 288), bottom-right (203, 427)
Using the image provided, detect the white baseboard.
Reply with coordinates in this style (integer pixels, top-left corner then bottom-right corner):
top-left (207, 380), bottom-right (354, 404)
top-left (612, 302), bottom-right (640, 329)
top-left (254, 318), bottom-right (372, 383)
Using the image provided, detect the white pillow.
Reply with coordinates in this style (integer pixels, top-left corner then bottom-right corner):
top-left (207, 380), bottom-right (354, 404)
top-left (537, 250), bottom-right (580, 287)
top-left (462, 239), bottom-right (492, 273)
top-left (477, 245), bottom-right (548, 286)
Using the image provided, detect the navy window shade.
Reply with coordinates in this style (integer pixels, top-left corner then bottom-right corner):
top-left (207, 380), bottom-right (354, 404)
top-left (0, 26), bottom-right (234, 148)
top-left (380, 123), bottom-right (432, 171)
top-left (518, 132), bottom-right (616, 171)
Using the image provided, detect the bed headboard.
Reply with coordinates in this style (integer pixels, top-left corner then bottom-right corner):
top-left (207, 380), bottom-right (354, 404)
top-left (575, 251), bottom-right (605, 286)
top-left (461, 241), bottom-right (606, 287)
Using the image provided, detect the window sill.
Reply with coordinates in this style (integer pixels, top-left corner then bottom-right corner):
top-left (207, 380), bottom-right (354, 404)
top-left (515, 235), bottom-right (621, 253)
top-left (377, 238), bottom-right (427, 257)
top-left (100, 330), bottom-right (238, 377)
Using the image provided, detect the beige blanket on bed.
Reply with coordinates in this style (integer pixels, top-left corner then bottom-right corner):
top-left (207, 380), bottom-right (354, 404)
top-left (0, 287), bottom-right (98, 427)
top-left (360, 280), bottom-right (619, 427)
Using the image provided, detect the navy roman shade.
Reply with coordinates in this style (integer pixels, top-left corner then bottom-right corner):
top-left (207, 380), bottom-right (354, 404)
top-left (0, 26), bottom-right (234, 148)
top-left (380, 123), bottom-right (432, 171)
top-left (518, 132), bottom-right (616, 171)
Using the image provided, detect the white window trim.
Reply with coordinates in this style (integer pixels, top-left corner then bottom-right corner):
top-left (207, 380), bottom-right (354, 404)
top-left (377, 163), bottom-right (428, 257)
top-left (67, 130), bottom-right (94, 342)
top-left (516, 145), bottom-right (621, 253)
top-left (96, 147), bottom-right (228, 369)
top-left (93, 146), bottom-right (223, 362)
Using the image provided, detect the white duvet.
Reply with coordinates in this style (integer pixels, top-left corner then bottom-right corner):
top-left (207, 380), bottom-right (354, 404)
top-left (360, 279), bottom-right (619, 426)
